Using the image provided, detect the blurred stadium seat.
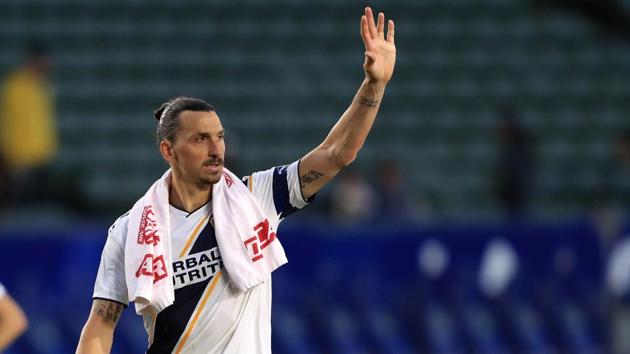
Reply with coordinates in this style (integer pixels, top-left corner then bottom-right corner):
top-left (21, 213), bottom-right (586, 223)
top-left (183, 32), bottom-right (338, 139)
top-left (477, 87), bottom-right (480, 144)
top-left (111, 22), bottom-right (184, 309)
top-left (1, 0), bottom-right (628, 215)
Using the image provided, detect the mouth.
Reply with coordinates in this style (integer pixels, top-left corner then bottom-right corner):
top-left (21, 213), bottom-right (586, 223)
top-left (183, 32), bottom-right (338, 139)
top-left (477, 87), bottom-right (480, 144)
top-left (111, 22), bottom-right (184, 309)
top-left (203, 159), bottom-right (223, 174)
top-left (203, 164), bottom-right (222, 172)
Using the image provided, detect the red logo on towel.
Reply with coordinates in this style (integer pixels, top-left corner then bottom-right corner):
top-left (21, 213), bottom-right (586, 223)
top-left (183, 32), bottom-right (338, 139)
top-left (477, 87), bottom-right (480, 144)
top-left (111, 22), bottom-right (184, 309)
top-left (137, 205), bottom-right (161, 246)
top-left (244, 219), bottom-right (277, 262)
top-left (135, 254), bottom-right (168, 283)
top-left (223, 172), bottom-right (234, 188)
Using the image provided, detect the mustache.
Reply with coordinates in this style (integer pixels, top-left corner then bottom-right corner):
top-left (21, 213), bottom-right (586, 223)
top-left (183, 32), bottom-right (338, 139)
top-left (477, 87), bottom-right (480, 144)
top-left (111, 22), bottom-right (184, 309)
top-left (203, 157), bottom-right (224, 166)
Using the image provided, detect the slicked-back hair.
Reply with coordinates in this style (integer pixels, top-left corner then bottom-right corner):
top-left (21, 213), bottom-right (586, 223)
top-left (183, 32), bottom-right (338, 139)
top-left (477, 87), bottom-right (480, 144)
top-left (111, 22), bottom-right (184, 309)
top-left (154, 96), bottom-right (215, 144)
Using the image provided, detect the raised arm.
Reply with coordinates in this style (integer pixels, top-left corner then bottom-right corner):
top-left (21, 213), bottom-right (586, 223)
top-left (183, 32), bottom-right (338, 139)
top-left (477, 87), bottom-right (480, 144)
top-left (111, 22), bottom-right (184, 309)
top-left (76, 299), bottom-right (124, 354)
top-left (299, 7), bottom-right (396, 199)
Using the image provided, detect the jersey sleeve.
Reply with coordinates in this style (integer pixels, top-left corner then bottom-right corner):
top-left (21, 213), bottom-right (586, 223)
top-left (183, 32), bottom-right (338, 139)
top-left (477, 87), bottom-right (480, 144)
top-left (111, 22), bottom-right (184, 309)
top-left (93, 213), bottom-right (130, 306)
top-left (242, 159), bottom-right (312, 222)
top-left (0, 282), bottom-right (6, 300)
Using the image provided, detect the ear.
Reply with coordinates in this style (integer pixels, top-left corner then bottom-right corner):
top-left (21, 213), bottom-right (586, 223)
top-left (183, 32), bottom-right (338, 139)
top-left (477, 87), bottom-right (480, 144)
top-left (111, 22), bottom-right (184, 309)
top-left (159, 140), bottom-right (174, 162)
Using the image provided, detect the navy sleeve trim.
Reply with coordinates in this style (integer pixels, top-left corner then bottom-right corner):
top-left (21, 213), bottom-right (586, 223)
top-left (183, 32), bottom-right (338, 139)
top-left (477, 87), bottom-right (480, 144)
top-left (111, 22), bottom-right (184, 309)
top-left (272, 165), bottom-right (298, 219)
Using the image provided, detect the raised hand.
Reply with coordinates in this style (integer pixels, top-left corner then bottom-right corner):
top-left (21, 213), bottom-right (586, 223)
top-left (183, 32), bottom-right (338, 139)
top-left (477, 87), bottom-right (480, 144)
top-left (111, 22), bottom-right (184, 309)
top-left (360, 7), bottom-right (396, 84)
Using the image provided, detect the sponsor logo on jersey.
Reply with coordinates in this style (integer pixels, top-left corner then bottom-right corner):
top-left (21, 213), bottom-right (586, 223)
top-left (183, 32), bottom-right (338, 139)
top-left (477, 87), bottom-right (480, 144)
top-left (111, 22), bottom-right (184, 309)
top-left (172, 248), bottom-right (223, 289)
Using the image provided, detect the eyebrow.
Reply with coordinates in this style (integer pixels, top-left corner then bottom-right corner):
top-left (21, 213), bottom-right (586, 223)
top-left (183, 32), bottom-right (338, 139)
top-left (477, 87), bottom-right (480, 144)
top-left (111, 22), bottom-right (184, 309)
top-left (194, 130), bottom-right (224, 138)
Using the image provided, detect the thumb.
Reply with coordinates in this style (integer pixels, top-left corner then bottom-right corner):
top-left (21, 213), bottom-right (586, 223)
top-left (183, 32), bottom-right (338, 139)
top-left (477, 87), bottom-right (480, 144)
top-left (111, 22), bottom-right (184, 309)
top-left (364, 51), bottom-right (376, 65)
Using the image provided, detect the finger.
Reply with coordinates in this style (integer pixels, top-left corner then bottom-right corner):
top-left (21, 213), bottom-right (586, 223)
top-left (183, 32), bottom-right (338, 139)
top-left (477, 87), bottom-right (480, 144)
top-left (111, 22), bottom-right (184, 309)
top-left (377, 12), bottom-right (385, 39)
top-left (365, 7), bottom-right (377, 39)
top-left (360, 15), bottom-right (370, 45)
top-left (387, 19), bottom-right (395, 43)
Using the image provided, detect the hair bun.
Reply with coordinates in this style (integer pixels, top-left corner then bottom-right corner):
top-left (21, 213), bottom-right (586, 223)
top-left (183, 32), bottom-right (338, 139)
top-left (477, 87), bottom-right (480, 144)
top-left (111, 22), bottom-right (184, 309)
top-left (154, 103), bottom-right (168, 121)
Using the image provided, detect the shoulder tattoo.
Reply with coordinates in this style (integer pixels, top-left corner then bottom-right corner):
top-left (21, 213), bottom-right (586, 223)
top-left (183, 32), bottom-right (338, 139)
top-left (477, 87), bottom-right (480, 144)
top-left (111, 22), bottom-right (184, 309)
top-left (93, 299), bottom-right (123, 324)
top-left (300, 170), bottom-right (324, 188)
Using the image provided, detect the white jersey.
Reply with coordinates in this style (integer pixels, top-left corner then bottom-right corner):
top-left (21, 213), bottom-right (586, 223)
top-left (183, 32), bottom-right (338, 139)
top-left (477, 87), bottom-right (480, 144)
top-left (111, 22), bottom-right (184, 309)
top-left (0, 282), bottom-right (6, 300)
top-left (93, 161), bottom-right (309, 353)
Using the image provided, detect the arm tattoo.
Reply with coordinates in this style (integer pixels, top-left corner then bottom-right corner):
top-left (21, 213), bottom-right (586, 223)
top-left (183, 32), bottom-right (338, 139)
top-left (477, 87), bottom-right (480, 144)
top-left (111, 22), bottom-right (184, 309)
top-left (300, 170), bottom-right (324, 188)
top-left (93, 299), bottom-right (123, 324)
top-left (359, 96), bottom-right (378, 108)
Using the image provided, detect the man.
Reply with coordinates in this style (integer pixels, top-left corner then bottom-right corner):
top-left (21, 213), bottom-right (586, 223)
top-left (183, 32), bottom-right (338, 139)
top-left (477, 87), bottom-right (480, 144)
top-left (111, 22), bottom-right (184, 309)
top-left (0, 40), bottom-right (57, 205)
top-left (76, 7), bottom-right (395, 353)
top-left (0, 282), bottom-right (29, 350)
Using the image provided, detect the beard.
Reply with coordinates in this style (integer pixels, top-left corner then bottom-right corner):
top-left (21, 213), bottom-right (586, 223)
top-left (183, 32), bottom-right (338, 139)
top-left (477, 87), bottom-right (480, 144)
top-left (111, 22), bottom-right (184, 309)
top-left (198, 169), bottom-right (222, 186)
top-left (171, 152), bottom-right (225, 190)
top-left (197, 156), bottom-right (224, 187)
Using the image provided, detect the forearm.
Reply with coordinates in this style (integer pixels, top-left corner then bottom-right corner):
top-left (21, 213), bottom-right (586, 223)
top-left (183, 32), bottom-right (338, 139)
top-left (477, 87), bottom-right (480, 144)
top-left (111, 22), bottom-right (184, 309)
top-left (76, 299), bottom-right (122, 354)
top-left (0, 320), bottom-right (27, 350)
top-left (76, 328), bottom-right (113, 354)
top-left (0, 296), bottom-right (28, 350)
top-left (322, 78), bottom-right (387, 165)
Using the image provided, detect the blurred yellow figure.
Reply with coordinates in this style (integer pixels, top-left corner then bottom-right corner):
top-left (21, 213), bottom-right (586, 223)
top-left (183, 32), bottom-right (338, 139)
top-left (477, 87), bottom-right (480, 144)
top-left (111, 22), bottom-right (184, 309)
top-left (0, 42), bottom-right (57, 172)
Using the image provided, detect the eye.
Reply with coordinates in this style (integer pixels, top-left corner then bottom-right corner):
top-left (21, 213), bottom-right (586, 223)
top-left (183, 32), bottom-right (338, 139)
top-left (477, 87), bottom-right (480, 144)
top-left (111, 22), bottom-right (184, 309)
top-left (195, 136), bottom-right (208, 142)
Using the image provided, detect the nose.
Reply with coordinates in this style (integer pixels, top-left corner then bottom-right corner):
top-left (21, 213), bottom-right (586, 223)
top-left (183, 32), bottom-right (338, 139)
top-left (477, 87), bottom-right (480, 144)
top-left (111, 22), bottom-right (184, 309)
top-left (207, 137), bottom-right (221, 157)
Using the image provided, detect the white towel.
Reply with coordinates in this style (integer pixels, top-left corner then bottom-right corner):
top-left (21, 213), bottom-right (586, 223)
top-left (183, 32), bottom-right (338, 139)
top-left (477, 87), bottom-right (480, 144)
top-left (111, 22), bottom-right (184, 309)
top-left (212, 168), bottom-right (287, 291)
top-left (125, 168), bottom-right (287, 316)
top-left (125, 170), bottom-right (174, 316)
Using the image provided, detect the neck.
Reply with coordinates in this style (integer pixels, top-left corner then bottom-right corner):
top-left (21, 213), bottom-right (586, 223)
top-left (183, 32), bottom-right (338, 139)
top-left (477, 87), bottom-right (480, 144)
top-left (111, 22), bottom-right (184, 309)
top-left (169, 172), bottom-right (212, 213)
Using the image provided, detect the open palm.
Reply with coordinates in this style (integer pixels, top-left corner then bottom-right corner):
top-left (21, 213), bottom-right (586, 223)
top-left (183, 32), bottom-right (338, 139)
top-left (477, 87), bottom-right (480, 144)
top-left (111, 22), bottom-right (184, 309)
top-left (361, 7), bottom-right (396, 83)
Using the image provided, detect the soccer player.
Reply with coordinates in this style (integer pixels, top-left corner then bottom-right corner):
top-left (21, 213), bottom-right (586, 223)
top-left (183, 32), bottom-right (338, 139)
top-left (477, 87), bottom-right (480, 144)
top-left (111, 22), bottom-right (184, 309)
top-left (0, 282), bottom-right (28, 350)
top-left (76, 7), bottom-right (395, 354)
